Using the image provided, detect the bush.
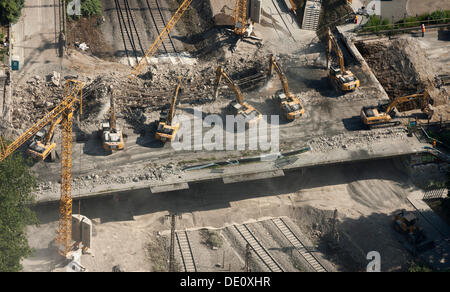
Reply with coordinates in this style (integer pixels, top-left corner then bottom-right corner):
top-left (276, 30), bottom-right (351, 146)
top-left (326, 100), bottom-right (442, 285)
top-left (0, 153), bottom-right (38, 272)
top-left (81, 0), bottom-right (102, 17)
top-left (201, 229), bottom-right (223, 249)
top-left (408, 262), bottom-right (432, 272)
top-left (0, 0), bottom-right (25, 24)
top-left (68, 0), bottom-right (102, 19)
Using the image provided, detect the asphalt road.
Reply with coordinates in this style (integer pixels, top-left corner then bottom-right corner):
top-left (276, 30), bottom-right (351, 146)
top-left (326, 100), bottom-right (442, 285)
top-left (11, 0), bottom-right (63, 85)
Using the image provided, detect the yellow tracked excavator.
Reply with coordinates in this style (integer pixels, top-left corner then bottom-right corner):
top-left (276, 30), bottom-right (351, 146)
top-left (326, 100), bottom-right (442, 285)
top-left (27, 115), bottom-right (62, 161)
top-left (101, 85), bottom-right (124, 152)
top-left (268, 54), bottom-right (305, 120)
top-left (327, 28), bottom-right (360, 92)
top-left (361, 90), bottom-right (434, 129)
top-left (214, 65), bottom-right (262, 126)
top-left (155, 77), bottom-right (182, 142)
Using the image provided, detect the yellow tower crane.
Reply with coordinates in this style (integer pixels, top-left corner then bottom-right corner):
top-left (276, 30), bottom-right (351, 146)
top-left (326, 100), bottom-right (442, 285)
top-left (129, 0), bottom-right (194, 79)
top-left (234, 0), bottom-right (249, 36)
top-left (0, 80), bottom-right (83, 257)
top-left (268, 54), bottom-right (305, 120)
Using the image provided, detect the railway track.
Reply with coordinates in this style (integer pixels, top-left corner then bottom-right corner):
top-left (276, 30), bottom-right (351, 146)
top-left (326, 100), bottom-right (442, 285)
top-left (234, 224), bottom-right (284, 272)
top-left (114, 0), bottom-right (145, 62)
top-left (176, 231), bottom-right (197, 272)
top-left (145, 0), bottom-right (177, 54)
top-left (272, 217), bottom-right (327, 272)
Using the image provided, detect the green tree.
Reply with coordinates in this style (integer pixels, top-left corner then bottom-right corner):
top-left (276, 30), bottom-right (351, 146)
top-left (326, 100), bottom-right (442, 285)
top-left (81, 0), bottom-right (102, 17)
top-left (0, 153), bottom-right (38, 272)
top-left (0, 0), bottom-right (25, 25)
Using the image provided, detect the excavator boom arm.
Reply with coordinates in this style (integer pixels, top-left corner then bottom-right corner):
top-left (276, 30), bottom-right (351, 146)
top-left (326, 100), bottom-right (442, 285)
top-left (327, 28), bottom-right (345, 73)
top-left (385, 91), bottom-right (430, 114)
top-left (214, 66), bottom-right (244, 105)
top-left (43, 115), bottom-right (63, 145)
top-left (269, 54), bottom-right (292, 99)
top-left (109, 86), bottom-right (116, 131)
top-left (168, 77), bottom-right (182, 125)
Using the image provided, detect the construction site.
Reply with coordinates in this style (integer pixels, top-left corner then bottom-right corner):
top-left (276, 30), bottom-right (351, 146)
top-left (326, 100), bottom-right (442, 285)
top-left (0, 0), bottom-right (449, 273)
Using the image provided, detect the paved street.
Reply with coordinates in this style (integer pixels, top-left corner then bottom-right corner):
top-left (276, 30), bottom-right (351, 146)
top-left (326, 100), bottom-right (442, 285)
top-left (10, 0), bottom-right (63, 85)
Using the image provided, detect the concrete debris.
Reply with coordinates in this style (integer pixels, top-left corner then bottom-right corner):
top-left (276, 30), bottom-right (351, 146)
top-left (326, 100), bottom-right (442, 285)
top-left (50, 71), bottom-right (61, 87)
top-left (35, 163), bottom-right (184, 197)
top-left (308, 128), bottom-right (407, 152)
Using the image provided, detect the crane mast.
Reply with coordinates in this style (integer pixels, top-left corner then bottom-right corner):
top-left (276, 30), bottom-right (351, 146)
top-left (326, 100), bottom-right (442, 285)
top-left (0, 80), bottom-right (83, 257)
top-left (129, 0), bottom-right (194, 78)
top-left (234, 0), bottom-right (248, 36)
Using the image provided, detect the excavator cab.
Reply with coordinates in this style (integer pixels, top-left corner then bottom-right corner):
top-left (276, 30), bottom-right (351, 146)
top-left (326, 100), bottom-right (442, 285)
top-left (392, 210), bottom-right (434, 252)
top-left (27, 119), bottom-right (60, 161)
top-left (215, 66), bottom-right (262, 127)
top-left (276, 92), bottom-right (304, 120)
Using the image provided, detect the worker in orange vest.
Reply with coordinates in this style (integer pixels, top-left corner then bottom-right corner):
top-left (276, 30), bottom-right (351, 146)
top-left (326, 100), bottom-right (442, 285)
top-left (355, 15), bottom-right (358, 24)
top-left (433, 139), bottom-right (436, 148)
top-left (421, 24), bottom-right (425, 37)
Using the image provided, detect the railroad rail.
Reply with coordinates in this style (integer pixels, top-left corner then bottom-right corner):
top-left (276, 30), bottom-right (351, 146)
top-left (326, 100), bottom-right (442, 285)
top-left (145, 0), bottom-right (177, 54)
top-left (234, 224), bottom-right (284, 272)
top-left (176, 231), bottom-right (197, 272)
top-left (423, 188), bottom-right (448, 200)
top-left (272, 217), bottom-right (327, 272)
top-left (114, 0), bottom-right (145, 62)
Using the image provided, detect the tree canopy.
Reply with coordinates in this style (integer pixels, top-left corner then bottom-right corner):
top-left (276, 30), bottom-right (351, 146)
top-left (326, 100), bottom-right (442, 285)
top-left (0, 153), bottom-right (38, 272)
top-left (0, 0), bottom-right (25, 25)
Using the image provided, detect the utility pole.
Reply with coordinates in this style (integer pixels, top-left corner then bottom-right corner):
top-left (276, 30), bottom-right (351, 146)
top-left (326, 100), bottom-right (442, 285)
top-left (166, 213), bottom-right (181, 272)
top-left (244, 243), bottom-right (251, 272)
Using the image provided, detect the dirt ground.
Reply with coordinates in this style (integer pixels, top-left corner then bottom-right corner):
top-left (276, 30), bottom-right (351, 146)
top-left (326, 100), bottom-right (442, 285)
top-left (407, 0), bottom-right (450, 16)
top-left (23, 158), bottom-right (420, 272)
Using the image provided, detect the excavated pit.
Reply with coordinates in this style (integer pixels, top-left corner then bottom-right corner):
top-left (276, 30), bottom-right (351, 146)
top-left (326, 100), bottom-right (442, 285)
top-left (355, 38), bottom-right (436, 112)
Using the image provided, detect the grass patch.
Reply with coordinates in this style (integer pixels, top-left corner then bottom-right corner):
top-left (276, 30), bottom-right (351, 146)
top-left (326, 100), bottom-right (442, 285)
top-left (200, 229), bottom-right (223, 249)
top-left (408, 262), bottom-right (433, 272)
top-left (361, 10), bottom-right (450, 33)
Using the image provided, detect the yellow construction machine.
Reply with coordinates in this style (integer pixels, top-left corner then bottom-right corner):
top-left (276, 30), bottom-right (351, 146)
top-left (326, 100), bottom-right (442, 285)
top-left (327, 28), bottom-right (360, 92)
top-left (268, 54), bottom-right (305, 120)
top-left (101, 85), bottom-right (124, 152)
top-left (155, 77), bottom-right (182, 142)
top-left (1, 80), bottom-right (84, 257)
top-left (361, 90), bottom-right (434, 129)
top-left (214, 65), bottom-right (262, 126)
top-left (392, 209), bottom-right (435, 253)
top-left (27, 115), bottom-right (62, 161)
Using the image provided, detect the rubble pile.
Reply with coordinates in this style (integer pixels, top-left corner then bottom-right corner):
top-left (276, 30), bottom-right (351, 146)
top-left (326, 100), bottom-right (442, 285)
top-left (35, 163), bottom-right (184, 196)
top-left (308, 127), bottom-right (407, 151)
top-left (355, 38), bottom-right (435, 108)
top-left (9, 49), bottom-right (269, 135)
